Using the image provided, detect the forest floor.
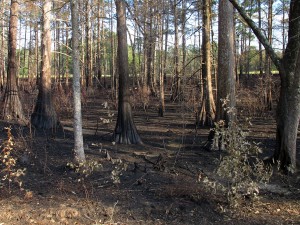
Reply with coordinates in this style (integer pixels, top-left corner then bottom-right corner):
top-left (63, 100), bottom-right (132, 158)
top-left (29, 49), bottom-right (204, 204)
top-left (0, 85), bottom-right (299, 225)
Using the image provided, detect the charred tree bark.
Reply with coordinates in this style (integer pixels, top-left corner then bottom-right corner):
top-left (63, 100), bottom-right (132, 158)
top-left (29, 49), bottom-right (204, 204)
top-left (31, 0), bottom-right (59, 130)
top-left (2, 0), bottom-right (27, 124)
top-left (114, 0), bottom-right (142, 144)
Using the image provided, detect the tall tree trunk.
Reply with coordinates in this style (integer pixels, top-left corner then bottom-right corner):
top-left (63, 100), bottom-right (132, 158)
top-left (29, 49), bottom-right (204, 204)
top-left (163, 6), bottom-right (169, 86)
top-left (65, 23), bottom-right (70, 87)
top-left (85, 0), bottom-right (92, 88)
top-left (70, 0), bottom-right (86, 163)
top-left (28, 25), bottom-right (32, 82)
top-left (0, 1), bottom-right (5, 91)
top-left (56, 19), bottom-right (61, 86)
top-left (101, 18), bottom-right (107, 88)
top-left (216, 0), bottom-right (236, 124)
top-left (110, 0), bottom-right (117, 103)
top-left (197, 7), bottom-right (203, 98)
top-left (2, 0), bottom-right (26, 124)
top-left (258, 0), bottom-right (263, 77)
top-left (211, 0), bottom-right (236, 150)
top-left (17, 20), bottom-right (21, 86)
top-left (170, 0), bottom-right (181, 101)
top-left (145, 6), bottom-right (155, 95)
top-left (264, 0), bottom-right (273, 110)
top-left (114, 0), bottom-right (142, 144)
top-left (282, 0), bottom-right (286, 52)
top-left (31, 0), bottom-right (59, 130)
top-left (23, 23), bottom-right (27, 79)
top-left (158, 0), bottom-right (166, 117)
top-left (97, 0), bottom-right (103, 87)
top-left (197, 0), bottom-right (216, 126)
top-left (181, 0), bottom-right (187, 99)
top-left (35, 23), bottom-right (39, 85)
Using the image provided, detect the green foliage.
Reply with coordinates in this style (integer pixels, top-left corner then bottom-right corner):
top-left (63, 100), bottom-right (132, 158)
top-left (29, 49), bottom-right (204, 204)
top-left (0, 127), bottom-right (26, 191)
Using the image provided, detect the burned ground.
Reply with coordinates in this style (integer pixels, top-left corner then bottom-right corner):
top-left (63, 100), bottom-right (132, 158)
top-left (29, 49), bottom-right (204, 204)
top-left (0, 84), bottom-right (299, 225)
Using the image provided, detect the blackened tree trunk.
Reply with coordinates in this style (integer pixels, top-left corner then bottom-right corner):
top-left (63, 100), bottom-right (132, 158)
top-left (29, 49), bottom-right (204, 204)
top-left (114, 0), bottom-right (142, 144)
top-left (31, 0), bottom-right (59, 129)
top-left (70, 0), bottom-right (86, 163)
top-left (229, 0), bottom-right (300, 172)
top-left (2, 0), bottom-right (26, 124)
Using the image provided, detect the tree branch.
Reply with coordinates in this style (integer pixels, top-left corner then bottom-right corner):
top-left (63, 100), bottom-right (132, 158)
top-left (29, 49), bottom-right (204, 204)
top-left (228, 0), bottom-right (284, 74)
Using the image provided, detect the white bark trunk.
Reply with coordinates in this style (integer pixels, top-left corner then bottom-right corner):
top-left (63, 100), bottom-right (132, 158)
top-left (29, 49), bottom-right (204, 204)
top-left (71, 0), bottom-right (86, 162)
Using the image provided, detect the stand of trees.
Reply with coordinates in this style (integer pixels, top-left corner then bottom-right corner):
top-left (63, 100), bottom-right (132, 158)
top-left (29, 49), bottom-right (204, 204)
top-left (0, 0), bottom-right (299, 172)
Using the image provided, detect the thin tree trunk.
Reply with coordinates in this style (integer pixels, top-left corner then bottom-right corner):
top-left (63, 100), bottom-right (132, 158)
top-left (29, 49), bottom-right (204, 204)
top-left (56, 19), bottom-right (61, 86)
top-left (181, 0), bottom-right (187, 94)
top-left (264, 0), bottom-right (273, 110)
top-left (17, 20), bottom-right (21, 86)
top-left (28, 25), bottom-right (32, 82)
top-left (197, 7), bottom-right (203, 98)
top-left (158, 1), bottom-right (165, 117)
top-left (282, 0), bottom-right (286, 52)
top-left (0, 2), bottom-right (5, 90)
top-left (35, 23), bottom-right (39, 85)
top-left (110, 0), bottom-right (116, 102)
top-left (258, 0), bottom-right (263, 77)
top-left (97, 0), bottom-right (103, 87)
top-left (171, 0), bottom-right (181, 101)
top-left (85, 0), bottom-right (92, 88)
top-left (65, 23), bottom-right (69, 87)
top-left (163, 6), bottom-right (169, 86)
top-left (70, 0), bottom-right (86, 163)
top-left (23, 23), bottom-right (27, 79)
